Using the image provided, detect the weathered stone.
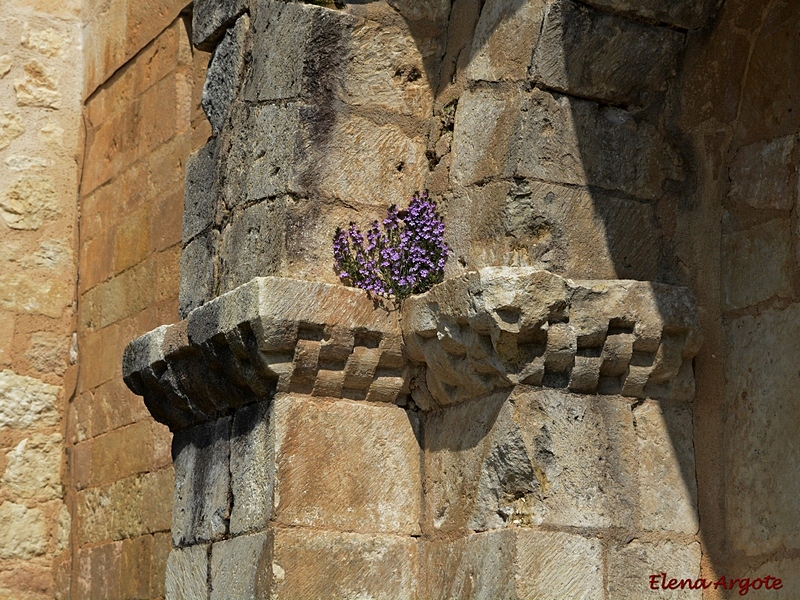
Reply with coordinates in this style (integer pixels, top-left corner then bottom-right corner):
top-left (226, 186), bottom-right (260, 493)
top-left (518, 531), bottom-right (604, 598)
top-left (0, 111), bottom-right (24, 150)
top-left (273, 394), bottom-right (421, 534)
top-left (465, 0), bottom-right (546, 83)
top-left (25, 331), bottom-right (68, 375)
top-left (0, 176), bottom-right (59, 229)
top-left (14, 60), bottom-right (62, 108)
top-left (210, 532), bottom-right (271, 600)
top-left (2, 433), bottom-right (63, 500)
top-left (607, 540), bottom-right (701, 599)
top-left (0, 55), bottom-right (11, 77)
top-left (202, 14), bottom-right (249, 134)
top-left (725, 304), bottom-right (800, 555)
top-left (230, 401), bottom-right (273, 535)
top-left (21, 24), bottom-right (66, 57)
top-left (192, 0), bottom-right (248, 50)
top-left (423, 531), bottom-right (517, 600)
top-left (0, 502), bottom-right (47, 559)
top-left (0, 369), bottom-right (60, 429)
top-left (634, 401), bottom-right (698, 534)
top-left (532, 0), bottom-right (684, 105)
top-left (5, 155), bottom-right (50, 171)
top-left (56, 502), bottom-right (71, 553)
top-left (451, 87), bottom-right (683, 199)
top-left (579, 0), bottom-right (716, 29)
top-left (120, 535), bottom-right (152, 599)
top-left (722, 218), bottom-right (793, 311)
top-left (270, 528), bottom-right (417, 600)
top-left (179, 230), bottom-right (218, 318)
top-left (728, 136), bottom-right (797, 210)
top-left (165, 544), bottom-right (209, 600)
top-left (142, 468), bottom-right (175, 533)
top-left (172, 417), bottom-right (231, 546)
top-left (76, 486), bottom-right (113, 546)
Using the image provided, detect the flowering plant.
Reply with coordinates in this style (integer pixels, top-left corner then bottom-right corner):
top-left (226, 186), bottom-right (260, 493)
top-left (333, 192), bottom-right (449, 305)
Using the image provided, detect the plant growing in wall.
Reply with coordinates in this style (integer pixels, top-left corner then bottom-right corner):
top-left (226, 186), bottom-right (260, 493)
top-left (333, 191), bottom-right (449, 306)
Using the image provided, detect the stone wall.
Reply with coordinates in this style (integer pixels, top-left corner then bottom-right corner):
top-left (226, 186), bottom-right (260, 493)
top-left (66, 10), bottom-right (210, 600)
top-left (677, 0), bottom-right (800, 595)
top-left (0, 0), bottom-right (81, 597)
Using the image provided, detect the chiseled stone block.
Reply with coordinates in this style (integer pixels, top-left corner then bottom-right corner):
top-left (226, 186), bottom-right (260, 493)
top-left (210, 532), bottom-right (271, 600)
top-left (202, 14), bottom-right (249, 134)
top-left (192, 0), bottom-right (248, 51)
top-left (728, 135), bottom-right (796, 211)
top-left (273, 394), bottom-right (421, 535)
top-left (269, 528), bottom-right (418, 600)
top-left (166, 544), bottom-right (209, 600)
top-left (579, 0), bottom-right (716, 30)
top-left (607, 539), bottom-right (701, 600)
top-left (172, 417), bottom-right (231, 546)
top-left (182, 138), bottom-right (218, 246)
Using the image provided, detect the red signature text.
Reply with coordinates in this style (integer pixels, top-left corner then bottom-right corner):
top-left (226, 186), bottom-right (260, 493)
top-left (649, 572), bottom-right (783, 596)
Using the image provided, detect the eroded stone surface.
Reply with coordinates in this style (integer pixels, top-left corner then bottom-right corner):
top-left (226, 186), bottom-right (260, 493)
top-left (0, 177), bottom-right (59, 230)
top-left (0, 369), bottom-right (60, 429)
top-left (607, 540), bottom-right (701, 599)
top-left (0, 502), bottom-right (47, 559)
top-left (230, 401), bottom-right (273, 535)
top-left (202, 15), bottom-right (249, 134)
top-left (2, 433), bottom-right (64, 500)
top-left (210, 533), bottom-right (271, 600)
top-left (165, 544), bottom-right (209, 600)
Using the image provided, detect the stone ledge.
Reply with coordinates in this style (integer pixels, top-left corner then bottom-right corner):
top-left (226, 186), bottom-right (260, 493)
top-left (402, 268), bottom-right (701, 408)
top-left (123, 277), bottom-right (406, 431)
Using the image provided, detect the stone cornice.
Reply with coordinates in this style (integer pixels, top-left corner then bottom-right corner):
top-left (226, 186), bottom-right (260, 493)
top-left (124, 270), bottom-right (701, 430)
top-left (402, 268), bottom-right (702, 409)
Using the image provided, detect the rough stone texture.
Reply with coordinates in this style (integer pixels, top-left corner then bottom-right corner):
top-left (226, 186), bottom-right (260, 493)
top-left (607, 540), bottom-right (702, 599)
top-left (404, 268), bottom-right (701, 407)
top-left (728, 135), bottom-right (797, 210)
top-left (273, 395), bottom-right (421, 534)
top-left (179, 230), bottom-right (219, 318)
top-left (424, 389), bottom-right (639, 532)
top-left (532, 0), bottom-right (684, 106)
top-left (202, 15), bottom-right (249, 134)
top-left (451, 87), bottom-right (683, 200)
top-left (193, 0), bottom-right (248, 51)
top-left (0, 176), bottom-right (59, 230)
top-left (219, 201), bottom-right (284, 291)
top-left (725, 304), bottom-right (800, 555)
top-left (0, 110), bottom-right (24, 150)
top-left (2, 433), bottom-right (63, 500)
top-left (579, 0), bottom-right (717, 29)
top-left (270, 528), bottom-right (418, 600)
top-left (209, 533), bottom-right (271, 600)
top-left (14, 60), bottom-right (62, 108)
top-left (165, 544), bottom-right (209, 600)
top-left (0, 369), bottom-right (60, 429)
top-left (464, 0), bottom-right (546, 83)
top-left (182, 139), bottom-right (219, 245)
top-left (229, 401), bottom-right (273, 535)
top-left (722, 218), bottom-right (793, 311)
top-left (0, 502), bottom-right (47, 559)
top-left (172, 417), bottom-right (231, 546)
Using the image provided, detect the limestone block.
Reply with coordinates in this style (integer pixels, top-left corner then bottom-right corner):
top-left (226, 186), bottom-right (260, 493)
top-left (451, 87), bottom-right (682, 198)
top-left (193, 0), bottom-right (248, 50)
top-left (245, 0), bottom-right (355, 103)
top-left (634, 401), bottom-right (698, 534)
top-left (0, 176), bottom-right (59, 230)
top-left (722, 218), bottom-right (793, 311)
top-left (165, 544), bottom-right (209, 600)
top-left (423, 531), bottom-right (517, 600)
top-left (532, 0), bottom-right (684, 105)
top-left (516, 530), bottom-right (603, 599)
top-left (0, 369), bottom-right (60, 429)
top-left (273, 394), bottom-right (421, 534)
top-left (25, 331), bottom-right (68, 375)
top-left (229, 401), bottom-right (273, 535)
top-left (1, 433), bottom-right (63, 500)
top-left (269, 528), bottom-right (418, 600)
top-left (579, 0), bottom-right (716, 29)
top-left (183, 139), bottom-right (219, 245)
top-left (728, 136), bottom-right (796, 210)
top-left (210, 533), bottom-right (271, 600)
top-left (5, 155), bottom-right (50, 171)
top-left (0, 502), bottom-right (47, 559)
top-left (607, 540), bottom-right (701, 599)
top-left (14, 60), bottom-right (62, 109)
top-left (179, 230), bottom-right (219, 318)
top-left (202, 15), bottom-right (249, 134)
top-left (725, 305), bottom-right (800, 554)
top-left (172, 417), bottom-right (231, 546)
top-left (465, 0), bottom-right (547, 83)
top-left (0, 110), bottom-right (24, 150)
